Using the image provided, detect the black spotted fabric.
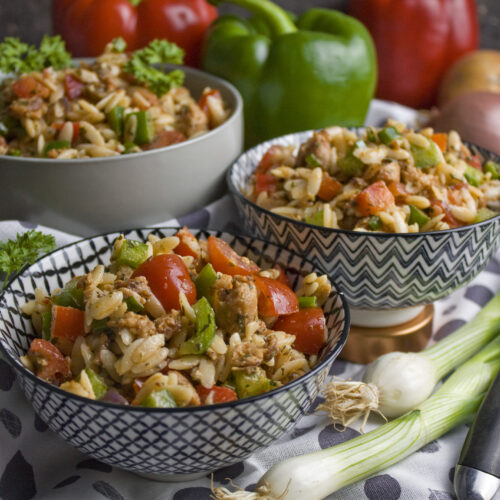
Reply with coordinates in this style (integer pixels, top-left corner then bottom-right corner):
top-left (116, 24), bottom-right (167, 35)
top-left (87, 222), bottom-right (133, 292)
top-left (1, 100), bottom-right (499, 499)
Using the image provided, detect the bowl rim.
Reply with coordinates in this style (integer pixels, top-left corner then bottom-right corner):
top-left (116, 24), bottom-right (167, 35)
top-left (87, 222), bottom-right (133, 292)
top-left (0, 65), bottom-right (243, 165)
top-left (227, 128), bottom-right (500, 239)
top-left (0, 226), bottom-right (350, 413)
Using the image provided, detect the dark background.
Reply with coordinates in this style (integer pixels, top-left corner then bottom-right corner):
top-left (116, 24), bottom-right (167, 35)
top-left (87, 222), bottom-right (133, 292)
top-left (1, 0), bottom-right (499, 49)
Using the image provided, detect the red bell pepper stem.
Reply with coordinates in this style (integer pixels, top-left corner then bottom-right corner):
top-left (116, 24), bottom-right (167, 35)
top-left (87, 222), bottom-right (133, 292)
top-left (211, 0), bottom-right (297, 36)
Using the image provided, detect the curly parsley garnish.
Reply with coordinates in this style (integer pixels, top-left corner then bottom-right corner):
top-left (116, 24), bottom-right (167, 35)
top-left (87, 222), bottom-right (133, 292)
top-left (0, 35), bottom-right (72, 74)
top-left (123, 39), bottom-right (185, 97)
top-left (0, 231), bottom-right (56, 289)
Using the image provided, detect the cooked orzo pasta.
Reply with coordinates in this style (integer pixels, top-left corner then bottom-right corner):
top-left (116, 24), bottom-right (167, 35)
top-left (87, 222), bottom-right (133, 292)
top-left (248, 122), bottom-right (500, 233)
top-left (0, 39), bottom-right (230, 158)
top-left (21, 229), bottom-right (330, 407)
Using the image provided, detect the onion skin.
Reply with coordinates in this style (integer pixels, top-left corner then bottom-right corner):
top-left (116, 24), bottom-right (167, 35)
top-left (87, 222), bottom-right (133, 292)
top-left (429, 91), bottom-right (500, 156)
top-left (101, 389), bottom-right (129, 405)
top-left (438, 51), bottom-right (500, 106)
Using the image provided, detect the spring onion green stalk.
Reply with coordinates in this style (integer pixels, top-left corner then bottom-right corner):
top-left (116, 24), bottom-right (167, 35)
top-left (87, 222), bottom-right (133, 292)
top-left (252, 335), bottom-right (500, 500)
top-left (321, 292), bottom-right (500, 422)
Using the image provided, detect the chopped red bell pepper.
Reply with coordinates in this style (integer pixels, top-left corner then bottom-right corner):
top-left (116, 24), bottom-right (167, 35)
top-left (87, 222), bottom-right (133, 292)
top-left (431, 133), bottom-right (448, 152)
top-left (51, 305), bottom-right (85, 342)
top-left (317, 173), bottom-right (342, 202)
top-left (196, 385), bottom-right (238, 404)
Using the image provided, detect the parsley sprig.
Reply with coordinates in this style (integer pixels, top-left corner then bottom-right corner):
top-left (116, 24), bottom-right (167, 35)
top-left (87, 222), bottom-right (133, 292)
top-left (123, 39), bottom-right (185, 97)
top-left (0, 35), bottom-right (72, 74)
top-left (0, 231), bottom-right (56, 290)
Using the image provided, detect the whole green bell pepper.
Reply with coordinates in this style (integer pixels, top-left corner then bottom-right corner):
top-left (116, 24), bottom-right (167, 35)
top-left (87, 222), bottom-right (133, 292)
top-left (202, 0), bottom-right (377, 146)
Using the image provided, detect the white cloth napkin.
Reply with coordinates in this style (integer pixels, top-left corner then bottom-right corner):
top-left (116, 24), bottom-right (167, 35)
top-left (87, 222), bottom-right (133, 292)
top-left (1, 100), bottom-right (499, 500)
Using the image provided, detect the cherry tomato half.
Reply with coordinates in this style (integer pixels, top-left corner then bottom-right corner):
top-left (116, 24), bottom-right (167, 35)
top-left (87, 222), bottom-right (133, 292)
top-left (207, 236), bottom-right (259, 276)
top-left (132, 254), bottom-right (196, 311)
top-left (273, 307), bottom-right (327, 355)
top-left (175, 227), bottom-right (200, 258)
top-left (254, 276), bottom-right (299, 317)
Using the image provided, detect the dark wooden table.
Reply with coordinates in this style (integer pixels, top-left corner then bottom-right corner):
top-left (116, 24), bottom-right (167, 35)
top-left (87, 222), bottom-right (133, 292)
top-left (1, 0), bottom-right (499, 49)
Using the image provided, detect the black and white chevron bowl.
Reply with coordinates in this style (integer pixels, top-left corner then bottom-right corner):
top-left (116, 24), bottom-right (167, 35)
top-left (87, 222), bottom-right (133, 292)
top-left (228, 130), bottom-right (500, 310)
top-left (0, 228), bottom-right (349, 479)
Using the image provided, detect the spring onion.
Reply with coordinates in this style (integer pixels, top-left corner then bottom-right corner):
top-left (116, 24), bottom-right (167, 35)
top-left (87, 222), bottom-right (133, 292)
top-left (320, 291), bottom-right (500, 422)
top-left (253, 335), bottom-right (500, 500)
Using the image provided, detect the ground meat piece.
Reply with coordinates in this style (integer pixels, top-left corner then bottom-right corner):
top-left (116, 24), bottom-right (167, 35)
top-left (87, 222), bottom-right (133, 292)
top-left (107, 311), bottom-right (156, 338)
top-left (155, 310), bottom-right (182, 341)
top-left (231, 342), bottom-right (265, 367)
top-left (263, 334), bottom-right (279, 361)
top-left (402, 165), bottom-right (437, 190)
top-left (213, 276), bottom-right (259, 333)
top-left (176, 102), bottom-right (208, 138)
top-left (295, 130), bottom-right (332, 169)
top-left (114, 276), bottom-right (152, 304)
top-left (376, 162), bottom-right (401, 184)
top-left (10, 97), bottom-right (47, 120)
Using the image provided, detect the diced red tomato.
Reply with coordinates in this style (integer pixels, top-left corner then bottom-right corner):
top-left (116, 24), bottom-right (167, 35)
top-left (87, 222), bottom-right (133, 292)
top-left (431, 133), bottom-right (448, 153)
top-left (317, 173), bottom-right (342, 202)
top-left (51, 305), bottom-right (85, 342)
top-left (132, 254), bottom-right (196, 311)
top-left (28, 338), bottom-right (70, 384)
top-left (142, 130), bottom-right (186, 150)
top-left (175, 227), bottom-right (200, 258)
top-left (355, 180), bottom-right (395, 216)
top-left (255, 173), bottom-right (279, 196)
top-left (64, 74), bottom-right (84, 100)
top-left (468, 155), bottom-right (482, 170)
top-left (273, 264), bottom-right (289, 286)
top-left (53, 121), bottom-right (80, 143)
top-left (273, 307), bottom-right (327, 355)
top-left (12, 76), bottom-right (50, 99)
top-left (256, 145), bottom-right (287, 174)
top-left (387, 181), bottom-right (408, 203)
top-left (207, 236), bottom-right (260, 276)
top-left (254, 276), bottom-right (299, 317)
top-left (198, 89), bottom-right (223, 115)
top-left (196, 385), bottom-right (238, 404)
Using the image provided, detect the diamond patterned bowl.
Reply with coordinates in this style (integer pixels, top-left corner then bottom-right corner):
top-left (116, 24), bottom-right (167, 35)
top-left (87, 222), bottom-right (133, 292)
top-left (227, 130), bottom-right (500, 313)
top-left (0, 228), bottom-right (349, 480)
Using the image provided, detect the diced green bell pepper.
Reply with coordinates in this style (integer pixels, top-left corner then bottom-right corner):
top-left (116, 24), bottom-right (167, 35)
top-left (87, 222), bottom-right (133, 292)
top-left (83, 367), bottom-right (108, 400)
top-left (305, 210), bottom-right (324, 226)
top-left (195, 263), bottom-right (217, 301)
top-left (108, 106), bottom-right (125, 137)
top-left (378, 126), bottom-right (401, 145)
top-left (233, 370), bottom-right (273, 399)
top-left (124, 110), bottom-right (154, 145)
top-left (91, 318), bottom-right (111, 333)
top-left (484, 160), bottom-right (500, 180)
top-left (41, 310), bottom-right (52, 341)
top-left (475, 207), bottom-right (499, 223)
top-left (7, 149), bottom-right (21, 156)
top-left (113, 239), bottom-right (149, 269)
top-left (306, 153), bottom-right (322, 168)
top-left (0, 116), bottom-right (19, 138)
top-left (298, 296), bottom-right (317, 308)
top-left (410, 140), bottom-right (442, 168)
top-left (464, 165), bottom-right (484, 187)
top-left (339, 145), bottom-right (365, 178)
top-left (123, 141), bottom-right (139, 154)
top-left (52, 277), bottom-right (84, 310)
top-left (140, 388), bottom-right (177, 408)
top-left (408, 204), bottom-right (430, 229)
top-left (125, 296), bottom-right (144, 313)
top-left (365, 127), bottom-right (378, 143)
top-left (43, 140), bottom-right (70, 157)
top-left (179, 297), bottom-right (216, 355)
top-left (367, 215), bottom-right (382, 231)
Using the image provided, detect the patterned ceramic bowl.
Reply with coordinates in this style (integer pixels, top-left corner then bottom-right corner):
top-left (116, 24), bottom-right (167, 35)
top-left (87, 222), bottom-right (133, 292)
top-left (227, 131), bottom-right (500, 327)
top-left (0, 228), bottom-right (349, 481)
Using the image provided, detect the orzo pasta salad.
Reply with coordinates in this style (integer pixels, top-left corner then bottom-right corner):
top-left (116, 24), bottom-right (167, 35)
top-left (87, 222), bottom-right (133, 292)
top-left (21, 230), bottom-right (330, 407)
top-left (0, 37), bottom-right (230, 158)
top-left (248, 122), bottom-right (500, 233)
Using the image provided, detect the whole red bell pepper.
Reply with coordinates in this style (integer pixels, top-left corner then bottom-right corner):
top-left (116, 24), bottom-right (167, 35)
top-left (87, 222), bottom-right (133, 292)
top-left (348, 0), bottom-right (479, 108)
top-left (52, 0), bottom-right (217, 66)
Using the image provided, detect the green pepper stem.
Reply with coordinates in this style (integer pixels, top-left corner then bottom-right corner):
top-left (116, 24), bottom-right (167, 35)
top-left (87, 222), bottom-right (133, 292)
top-left (214, 0), bottom-right (297, 35)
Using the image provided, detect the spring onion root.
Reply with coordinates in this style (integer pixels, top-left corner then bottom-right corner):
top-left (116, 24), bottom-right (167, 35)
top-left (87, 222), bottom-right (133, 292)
top-left (259, 335), bottom-right (500, 500)
top-left (320, 292), bottom-right (500, 422)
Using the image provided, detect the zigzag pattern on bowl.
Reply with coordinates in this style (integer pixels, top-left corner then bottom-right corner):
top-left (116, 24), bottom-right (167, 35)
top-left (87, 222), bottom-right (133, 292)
top-left (228, 130), bottom-right (500, 310)
top-left (0, 228), bottom-right (348, 475)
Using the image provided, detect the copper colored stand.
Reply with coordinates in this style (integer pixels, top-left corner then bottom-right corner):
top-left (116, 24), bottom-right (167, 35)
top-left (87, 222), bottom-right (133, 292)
top-left (340, 304), bottom-right (435, 364)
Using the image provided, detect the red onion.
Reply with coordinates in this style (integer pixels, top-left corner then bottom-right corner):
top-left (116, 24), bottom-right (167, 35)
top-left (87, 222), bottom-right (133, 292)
top-left (101, 389), bottom-right (129, 406)
top-left (430, 91), bottom-right (500, 156)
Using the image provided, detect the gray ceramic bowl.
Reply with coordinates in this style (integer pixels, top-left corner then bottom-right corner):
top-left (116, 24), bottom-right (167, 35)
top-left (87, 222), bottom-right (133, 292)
top-left (0, 228), bottom-right (349, 480)
top-left (228, 130), bottom-right (500, 327)
top-left (0, 66), bottom-right (243, 236)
